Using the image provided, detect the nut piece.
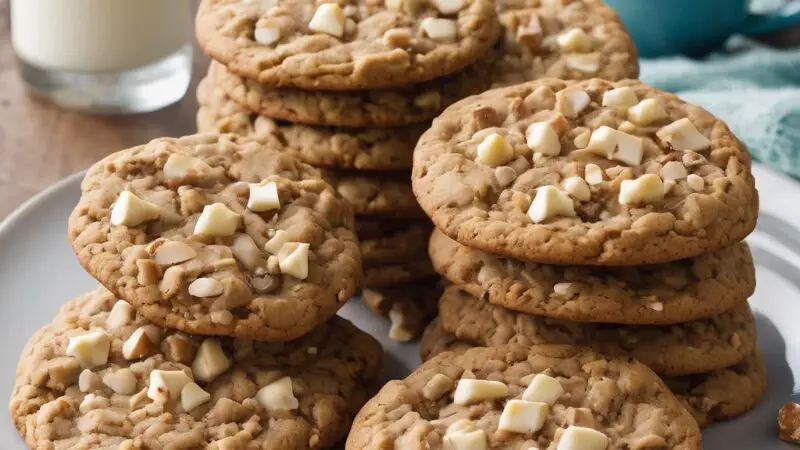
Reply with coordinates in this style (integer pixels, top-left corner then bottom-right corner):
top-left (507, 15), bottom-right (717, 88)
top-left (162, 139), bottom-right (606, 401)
top-left (433, 0), bottom-right (463, 14)
top-left (154, 241), bottom-right (197, 266)
top-left (660, 161), bottom-right (688, 180)
top-left (110, 191), bottom-right (161, 227)
top-left (194, 203), bottom-right (240, 237)
top-left (584, 163), bottom-right (604, 185)
top-left (122, 327), bottom-right (157, 360)
top-left (103, 369), bottom-right (137, 395)
top-left (476, 133), bottom-right (515, 167)
top-left (527, 186), bottom-right (576, 224)
top-left (778, 402), bottom-right (800, 443)
top-left (562, 176), bottom-right (591, 201)
top-left (277, 242), bottom-right (311, 280)
top-left (415, 91), bottom-right (441, 110)
top-left (628, 98), bottom-right (668, 125)
top-left (686, 174), bottom-right (705, 191)
top-left (107, 300), bottom-right (135, 329)
top-left (254, 26), bottom-right (281, 45)
top-left (444, 429), bottom-right (487, 450)
top-left (66, 331), bottom-right (110, 368)
top-left (602, 87), bottom-right (638, 109)
top-left (420, 17), bottom-right (457, 42)
top-left (248, 181), bottom-right (281, 212)
top-left (162, 334), bottom-right (197, 364)
top-left (192, 338), bottom-right (231, 383)
top-left (255, 376), bottom-right (299, 412)
top-left (566, 54), bottom-right (600, 74)
top-left (78, 369), bottom-right (101, 392)
top-left (308, 3), bottom-right (345, 37)
top-left (522, 374), bottom-right (564, 405)
top-left (556, 87), bottom-right (591, 118)
top-left (422, 373), bottom-right (453, 401)
top-left (163, 153), bottom-right (213, 181)
top-left (264, 229), bottom-right (291, 254)
top-left (494, 166), bottom-right (517, 187)
top-left (516, 14), bottom-right (542, 50)
top-left (557, 28), bottom-right (592, 52)
top-left (586, 126), bottom-right (643, 166)
top-left (557, 426), bottom-right (609, 450)
top-left (526, 122), bottom-right (561, 156)
top-left (656, 118), bottom-right (711, 152)
top-left (453, 379), bottom-right (509, 405)
top-left (619, 174), bottom-right (664, 205)
top-left (230, 233), bottom-right (263, 270)
top-left (147, 369), bottom-right (192, 403)
top-left (181, 382), bottom-right (211, 412)
top-left (188, 277), bottom-right (224, 298)
top-left (498, 400), bottom-right (549, 434)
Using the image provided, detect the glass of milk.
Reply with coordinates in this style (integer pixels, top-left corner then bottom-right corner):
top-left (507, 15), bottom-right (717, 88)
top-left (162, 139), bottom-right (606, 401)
top-left (11, 0), bottom-right (193, 114)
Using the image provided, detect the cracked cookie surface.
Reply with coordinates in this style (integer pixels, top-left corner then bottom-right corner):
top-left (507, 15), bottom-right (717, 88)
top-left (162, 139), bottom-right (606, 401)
top-left (68, 134), bottom-right (361, 341)
top-left (10, 289), bottom-right (382, 449)
top-left (412, 79), bottom-right (758, 265)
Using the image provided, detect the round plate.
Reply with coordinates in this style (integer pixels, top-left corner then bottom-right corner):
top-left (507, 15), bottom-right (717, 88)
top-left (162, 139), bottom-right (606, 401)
top-left (0, 165), bottom-right (797, 448)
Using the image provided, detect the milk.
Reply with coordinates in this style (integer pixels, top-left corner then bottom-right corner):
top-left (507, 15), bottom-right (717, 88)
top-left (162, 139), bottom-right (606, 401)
top-left (11, 0), bottom-right (192, 72)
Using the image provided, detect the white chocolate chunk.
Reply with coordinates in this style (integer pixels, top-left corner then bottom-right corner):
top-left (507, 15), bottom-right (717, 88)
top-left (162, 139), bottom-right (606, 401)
top-left (476, 133), bottom-right (515, 167)
top-left (574, 130), bottom-right (591, 149)
top-left (66, 331), bottom-right (110, 368)
top-left (566, 54), bottom-right (600, 73)
top-left (107, 300), bottom-right (135, 329)
top-left (557, 28), bottom-right (592, 52)
top-left (656, 118), bottom-right (711, 152)
top-left (122, 327), bottom-right (156, 360)
top-left (686, 174), bottom-right (705, 191)
top-left (192, 338), bottom-right (231, 383)
top-left (602, 87), bottom-right (638, 109)
top-left (230, 233), bottom-right (262, 270)
top-left (181, 382), bottom-right (211, 411)
top-left (79, 369), bottom-right (101, 392)
top-left (628, 98), bottom-right (668, 125)
top-left (194, 203), bottom-right (240, 237)
top-left (660, 161), bottom-right (688, 180)
top-left (254, 26), bottom-right (281, 45)
top-left (264, 229), bottom-right (291, 254)
top-left (277, 242), bottom-right (311, 280)
top-left (453, 379), bottom-right (509, 405)
top-left (586, 126), bottom-right (616, 158)
top-left (147, 370), bottom-right (192, 403)
top-left (557, 426), bottom-right (609, 450)
top-left (154, 241), bottom-right (197, 266)
top-left (584, 163), bottom-right (604, 185)
top-left (255, 376), bottom-right (299, 412)
top-left (386, 0), bottom-right (402, 10)
top-left (444, 429), bottom-right (488, 450)
top-left (619, 174), bottom-right (664, 205)
top-left (526, 122), bottom-right (561, 156)
top-left (562, 176), bottom-right (591, 201)
top-left (498, 400), bottom-right (549, 434)
top-left (248, 181), bottom-right (281, 212)
top-left (110, 191), bottom-right (161, 227)
top-left (189, 277), bottom-right (224, 297)
top-left (163, 153), bottom-right (213, 181)
top-left (557, 87), bottom-right (591, 118)
top-left (421, 17), bottom-right (457, 41)
top-left (308, 3), bottom-right (345, 37)
top-left (433, 0), bottom-right (463, 14)
top-left (103, 369), bottom-right (137, 395)
top-left (527, 186), bottom-right (575, 224)
top-left (586, 126), bottom-right (643, 166)
top-left (522, 373), bottom-right (564, 405)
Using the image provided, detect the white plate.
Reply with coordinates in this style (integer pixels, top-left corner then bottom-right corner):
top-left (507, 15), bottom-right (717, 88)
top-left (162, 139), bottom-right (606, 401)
top-left (0, 165), bottom-right (798, 449)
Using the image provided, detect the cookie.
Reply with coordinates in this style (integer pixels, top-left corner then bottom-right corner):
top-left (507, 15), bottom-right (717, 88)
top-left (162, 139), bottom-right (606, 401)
top-left (362, 260), bottom-right (437, 289)
top-left (213, 61), bottom-right (489, 128)
top-left (429, 229), bottom-right (755, 324)
top-left (348, 343), bottom-right (702, 449)
top-left (9, 289), bottom-right (382, 449)
top-left (362, 277), bottom-right (442, 342)
top-left (68, 134), bottom-right (361, 341)
top-left (438, 286), bottom-right (756, 376)
top-left (419, 321), bottom-right (766, 427)
top-left (412, 78), bottom-right (758, 265)
top-left (327, 171), bottom-right (423, 218)
top-left (488, 0), bottom-right (639, 87)
top-left (197, 73), bottom-right (420, 171)
top-left (195, 0), bottom-right (500, 90)
top-left (358, 219), bottom-right (432, 266)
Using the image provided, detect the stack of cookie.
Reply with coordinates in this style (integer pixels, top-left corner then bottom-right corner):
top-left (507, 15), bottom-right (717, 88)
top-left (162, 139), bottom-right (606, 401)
top-left (411, 78), bottom-right (764, 427)
top-left (10, 134), bottom-right (383, 448)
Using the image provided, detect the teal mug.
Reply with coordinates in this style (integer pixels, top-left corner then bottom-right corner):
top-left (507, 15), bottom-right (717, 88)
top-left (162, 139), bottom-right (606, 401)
top-left (604, 0), bottom-right (800, 57)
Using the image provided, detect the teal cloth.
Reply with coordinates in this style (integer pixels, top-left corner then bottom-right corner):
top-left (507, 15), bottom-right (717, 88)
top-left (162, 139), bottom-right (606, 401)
top-left (639, 38), bottom-right (800, 178)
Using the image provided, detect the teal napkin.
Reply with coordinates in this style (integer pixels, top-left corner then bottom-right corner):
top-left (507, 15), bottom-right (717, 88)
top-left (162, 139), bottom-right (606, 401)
top-left (639, 38), bottom-right (800, 178)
